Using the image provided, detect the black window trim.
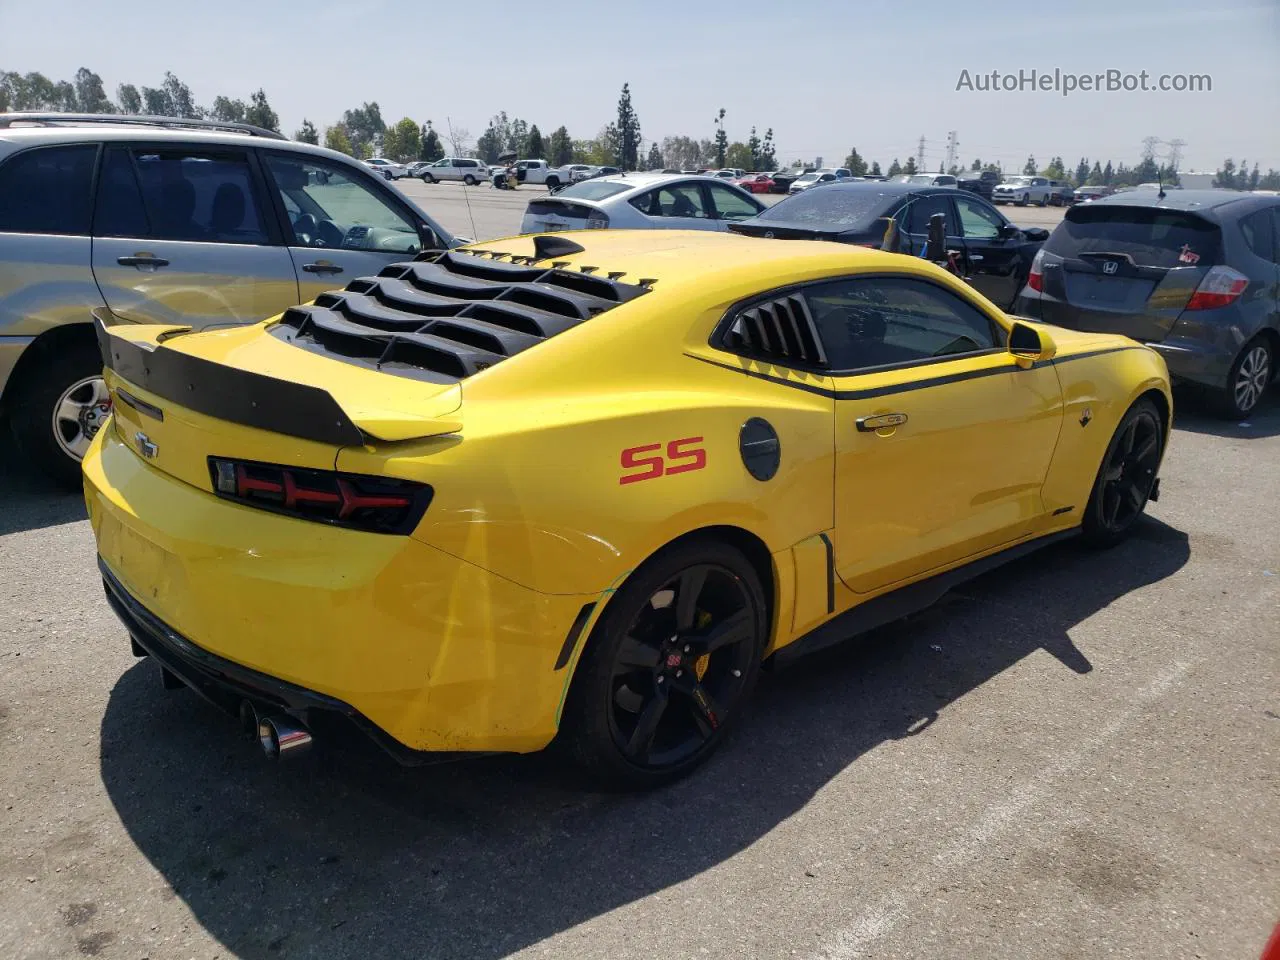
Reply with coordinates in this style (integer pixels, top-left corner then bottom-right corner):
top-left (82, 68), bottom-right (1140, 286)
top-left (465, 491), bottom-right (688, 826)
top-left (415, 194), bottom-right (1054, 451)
top-left (710, 271), bottom-right (1012, 378)
top-left (256, 147), bottom-right (441, 251)
top-left (0, 141), bottom-right (102, 238)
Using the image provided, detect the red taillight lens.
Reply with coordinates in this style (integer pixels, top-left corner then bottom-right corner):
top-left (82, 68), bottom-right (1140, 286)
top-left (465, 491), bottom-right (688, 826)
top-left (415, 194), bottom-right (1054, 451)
top-left (1027, 249), bottom-right (1045, 292)
top-left (1184, 265), bottom-right (1248, 311)
top-left (209, 458), bottom-right (431, 534)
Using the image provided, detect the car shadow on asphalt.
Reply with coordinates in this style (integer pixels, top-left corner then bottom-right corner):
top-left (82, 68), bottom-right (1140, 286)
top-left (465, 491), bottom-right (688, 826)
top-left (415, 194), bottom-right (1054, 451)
top-left (0, 441), bottom-right (86, 537)
top-left (96, 519), bottom-right (1189, 960)
top-left (1171, 387), bottom-right (1280, 440)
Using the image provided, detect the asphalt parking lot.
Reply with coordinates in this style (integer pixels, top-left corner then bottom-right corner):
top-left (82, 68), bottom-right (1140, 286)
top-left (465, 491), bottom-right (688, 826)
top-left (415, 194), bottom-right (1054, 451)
top-left (390, 179), bottom-right (1070, 242)
top-left (2, 191), bottom-right (1277, 960)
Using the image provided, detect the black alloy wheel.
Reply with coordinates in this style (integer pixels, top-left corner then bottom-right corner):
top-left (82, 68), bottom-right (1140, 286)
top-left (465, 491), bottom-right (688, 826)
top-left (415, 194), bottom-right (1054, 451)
top-left (1083, 398), bottom-right (1163, 546)
top-left (562, 540), bottom-right (766, 789)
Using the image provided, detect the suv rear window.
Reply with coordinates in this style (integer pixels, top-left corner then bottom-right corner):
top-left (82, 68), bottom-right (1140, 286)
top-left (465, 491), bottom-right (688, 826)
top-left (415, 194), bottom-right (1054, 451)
top-left (0, 145), bottom-right (97, 236)
top-left (1045, 206), bottom-right (1221, 268)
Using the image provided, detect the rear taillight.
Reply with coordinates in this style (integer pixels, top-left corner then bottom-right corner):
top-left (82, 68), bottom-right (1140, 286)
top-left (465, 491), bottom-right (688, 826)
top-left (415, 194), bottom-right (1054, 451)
top-left (585, 210), bottom-right (610, 230)
top-left (1027, 248), bottom-right (1045, 292)
top-left (1184, 265), bottom-right (1248, 310)
top-left (208, 457), bottom-right (432, 535)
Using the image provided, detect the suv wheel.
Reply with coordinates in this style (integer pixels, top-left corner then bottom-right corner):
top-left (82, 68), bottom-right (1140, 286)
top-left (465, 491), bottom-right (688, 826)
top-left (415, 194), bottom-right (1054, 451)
top-left (463, 174), bottom-right (477, 186)
top-left (421, 172), bottom-right (435, 183)
top-left (9, 334), bottom-right (108, 489)
top-left (1039, 192), bottom-right (1049, 206)
top-left (1216, 336), bottom-right (1273, 420)
top-left (545, 176), bottom-right (560, 189)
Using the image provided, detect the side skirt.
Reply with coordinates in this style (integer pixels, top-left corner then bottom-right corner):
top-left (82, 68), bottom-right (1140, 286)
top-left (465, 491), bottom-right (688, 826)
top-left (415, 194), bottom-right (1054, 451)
top-left (770, 528), bottom-right (1078, 666)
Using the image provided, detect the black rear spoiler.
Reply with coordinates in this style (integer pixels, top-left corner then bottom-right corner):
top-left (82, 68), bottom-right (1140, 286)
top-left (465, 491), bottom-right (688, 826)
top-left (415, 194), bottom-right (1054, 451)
top-left (94, 315), bottom-right (364, 447)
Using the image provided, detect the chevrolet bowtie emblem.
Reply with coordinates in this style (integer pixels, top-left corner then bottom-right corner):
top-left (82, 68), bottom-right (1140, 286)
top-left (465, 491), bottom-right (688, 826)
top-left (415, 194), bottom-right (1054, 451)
top-left (134, 432), bottom-right (158, 459)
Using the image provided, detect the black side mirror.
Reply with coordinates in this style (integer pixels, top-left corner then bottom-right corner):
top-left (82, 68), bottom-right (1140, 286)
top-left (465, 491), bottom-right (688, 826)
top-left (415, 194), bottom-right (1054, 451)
top-left (998, 223), bottom-right (1020, 239)
top-left (1022, 226), bottom-right (1050, 242)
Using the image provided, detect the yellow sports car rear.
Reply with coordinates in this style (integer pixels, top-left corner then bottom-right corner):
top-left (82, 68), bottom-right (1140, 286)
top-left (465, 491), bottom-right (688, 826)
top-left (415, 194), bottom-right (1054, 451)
top-left (85, 231), bottom-right (1172, 787)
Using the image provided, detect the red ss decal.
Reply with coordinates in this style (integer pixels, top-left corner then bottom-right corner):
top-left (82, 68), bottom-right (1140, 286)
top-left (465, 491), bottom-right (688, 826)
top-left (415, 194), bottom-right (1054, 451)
top-left (619, 437), bottom-right (707, 485)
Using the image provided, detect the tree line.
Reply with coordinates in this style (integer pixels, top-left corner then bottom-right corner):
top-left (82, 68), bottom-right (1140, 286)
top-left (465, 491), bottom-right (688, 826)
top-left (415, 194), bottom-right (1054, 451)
top-left (4, 67), bottom-right (1277, 191)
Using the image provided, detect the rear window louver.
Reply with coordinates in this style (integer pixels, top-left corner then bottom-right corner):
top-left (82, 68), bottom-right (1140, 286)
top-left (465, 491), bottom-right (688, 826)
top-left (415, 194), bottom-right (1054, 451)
top-left (272, 250), bottom-right (651, 382)
top-left (724, 294), bottom-right (827, 366)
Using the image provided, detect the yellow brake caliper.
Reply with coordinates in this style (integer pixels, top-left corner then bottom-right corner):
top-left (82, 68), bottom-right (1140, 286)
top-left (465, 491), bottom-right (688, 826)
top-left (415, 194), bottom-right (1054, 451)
top-left (694, 610), bottom-right (712, 680)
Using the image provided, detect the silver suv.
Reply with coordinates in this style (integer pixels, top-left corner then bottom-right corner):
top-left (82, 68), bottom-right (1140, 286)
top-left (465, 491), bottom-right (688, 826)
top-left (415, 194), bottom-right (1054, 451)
top-left (0, 113), bottom-right (460, 486)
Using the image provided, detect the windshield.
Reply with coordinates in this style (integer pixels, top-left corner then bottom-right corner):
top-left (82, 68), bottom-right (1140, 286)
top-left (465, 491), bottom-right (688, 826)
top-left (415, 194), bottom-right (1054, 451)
top-left (795, 174), bottom-right (819, 184)
top-left (554, 179), bottom-right (634, 201)
top-left (1045, 206), bottom-right (1222, 268)
top-left (755, 188), bottom-right (895, 227)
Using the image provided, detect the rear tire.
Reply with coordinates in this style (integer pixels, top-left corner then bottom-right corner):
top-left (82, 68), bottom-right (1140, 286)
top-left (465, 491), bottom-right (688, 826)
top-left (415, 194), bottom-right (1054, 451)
top-left (545, 176), bottom-right (560, 189)
top-left (1213, 336), bottom-right (1273, 420)
top-left (463, 174), bottom-right (477, 186)
top-left (560, 538), bottom-right (767, 790)
top-left (8, 334), bottom-right (107, 490)
top-left (421, 172), bottom-right (435, 183)
top-left (1081, 398), bottom-right (1163, 547)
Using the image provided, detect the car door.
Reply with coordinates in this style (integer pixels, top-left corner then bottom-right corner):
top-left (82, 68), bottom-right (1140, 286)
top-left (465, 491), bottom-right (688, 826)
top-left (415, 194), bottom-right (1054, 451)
top-left (702, 182), bottom-right (765, 231)
top-left (805, 274), bottom-right (1062, 593)
top-left (953, 192), bottom-right (1023, 308)
top-left (639, 182), bottom-right (718, 231)
top-left (259, 151), bottom-right (444, 303)
top-left (90, 144), bottom-right (299, 330)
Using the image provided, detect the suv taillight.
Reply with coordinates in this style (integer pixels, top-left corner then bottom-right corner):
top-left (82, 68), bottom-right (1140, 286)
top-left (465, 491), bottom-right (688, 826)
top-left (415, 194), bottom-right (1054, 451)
top-left (585, 210), bottom-right (610, 229)
top-left (208, 458), bottom-right (432, 535)
top-left (1027, 248), bottom-right (1045, 293)
top-left (1184, 265), bottom-right (1248, 310)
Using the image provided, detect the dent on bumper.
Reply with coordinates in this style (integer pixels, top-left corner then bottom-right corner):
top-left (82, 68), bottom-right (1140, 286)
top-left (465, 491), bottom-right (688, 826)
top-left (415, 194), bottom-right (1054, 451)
top-left (84, 429), bottom-right (596, 755)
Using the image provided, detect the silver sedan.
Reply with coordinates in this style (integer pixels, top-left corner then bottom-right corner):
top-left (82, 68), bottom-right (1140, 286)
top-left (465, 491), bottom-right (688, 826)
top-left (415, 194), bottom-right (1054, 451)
top-left (519, 173), bottom-right (765, 234)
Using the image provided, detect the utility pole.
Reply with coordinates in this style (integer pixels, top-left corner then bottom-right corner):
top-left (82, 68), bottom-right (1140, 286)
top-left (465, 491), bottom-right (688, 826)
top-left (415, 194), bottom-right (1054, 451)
top-left (916, 135), bottom-right (926, 171)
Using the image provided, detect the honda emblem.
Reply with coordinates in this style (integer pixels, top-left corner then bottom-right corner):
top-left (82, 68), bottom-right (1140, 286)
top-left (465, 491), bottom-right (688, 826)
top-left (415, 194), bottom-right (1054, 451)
top-left (1102, 261), bottom-right (1119, 275)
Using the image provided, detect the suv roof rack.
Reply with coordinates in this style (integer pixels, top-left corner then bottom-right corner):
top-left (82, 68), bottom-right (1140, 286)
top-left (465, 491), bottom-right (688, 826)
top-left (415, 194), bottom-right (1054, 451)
top-left (0, 112), bottom-right (287, 140)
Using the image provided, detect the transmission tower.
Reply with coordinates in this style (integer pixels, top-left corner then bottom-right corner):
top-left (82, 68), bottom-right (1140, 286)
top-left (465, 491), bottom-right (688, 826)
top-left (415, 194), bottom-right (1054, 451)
top-left (916, 135), bottom-right (926, 171)
top-left (943, 131), bottom-right (959, 173)
top-left (1141, 136), bottom-right (1159, 161)
top-left (1167, 138), bottom-right (1186, 171)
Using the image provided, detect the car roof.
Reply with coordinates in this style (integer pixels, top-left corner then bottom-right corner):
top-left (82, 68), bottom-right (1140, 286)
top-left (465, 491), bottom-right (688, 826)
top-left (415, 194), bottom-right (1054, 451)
top-left (562, 172), bottom-right (723, 194)
top-left (807, 181), bottom-right (957, 199)
top-left (1089, 188), bottom-right (1264, 212)
top-left (468, 229), bottom-right (923, 298)
top-left (0, 123), bottom-right (357, 163)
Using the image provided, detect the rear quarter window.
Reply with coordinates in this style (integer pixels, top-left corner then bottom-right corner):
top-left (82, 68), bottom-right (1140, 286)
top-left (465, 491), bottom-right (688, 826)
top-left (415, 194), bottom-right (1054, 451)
top-left (0, 144), bottom-right (97, 235)
top-left (1045, 206), bottom-right (1222, 268)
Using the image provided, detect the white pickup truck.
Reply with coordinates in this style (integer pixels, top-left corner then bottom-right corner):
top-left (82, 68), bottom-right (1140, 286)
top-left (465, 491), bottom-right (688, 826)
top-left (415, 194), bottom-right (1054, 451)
top-left (510, 160), bottom-right (568, 188)
top-left (991, 175), bottom-right (1053, 206)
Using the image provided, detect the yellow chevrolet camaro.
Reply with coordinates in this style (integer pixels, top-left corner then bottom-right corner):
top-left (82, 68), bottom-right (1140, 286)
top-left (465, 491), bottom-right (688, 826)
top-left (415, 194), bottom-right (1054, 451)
top-left (84, 230), bottom-right (1171, 788)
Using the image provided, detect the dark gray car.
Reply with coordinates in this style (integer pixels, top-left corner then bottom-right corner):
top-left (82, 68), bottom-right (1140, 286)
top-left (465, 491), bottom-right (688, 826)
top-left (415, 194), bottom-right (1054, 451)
top-left (1015, 189), bottom-right (1280, 418)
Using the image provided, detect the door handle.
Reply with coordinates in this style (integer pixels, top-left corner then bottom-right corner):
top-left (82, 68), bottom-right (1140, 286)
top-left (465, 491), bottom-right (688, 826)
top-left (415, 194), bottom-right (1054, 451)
top-left (302, 261), bottom-right (343, 275)
top-left (967, 254), bottom-right (984, 262)
top-left (856, 413), bottom-right (908, 432)
top-left (117, 255), bottom-right (170, 268)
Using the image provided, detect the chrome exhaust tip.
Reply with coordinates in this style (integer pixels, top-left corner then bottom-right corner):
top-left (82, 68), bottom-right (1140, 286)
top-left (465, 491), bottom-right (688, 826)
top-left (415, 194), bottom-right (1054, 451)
top-left (257, 714), bottom-right (313, 760)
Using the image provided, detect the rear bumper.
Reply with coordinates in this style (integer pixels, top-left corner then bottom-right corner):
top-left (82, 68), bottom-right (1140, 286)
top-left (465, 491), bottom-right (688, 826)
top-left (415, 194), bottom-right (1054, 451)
top-left (85, 427), bottom-right (596, 755)
top-left (1145, 338), bottom-right (1235, 388)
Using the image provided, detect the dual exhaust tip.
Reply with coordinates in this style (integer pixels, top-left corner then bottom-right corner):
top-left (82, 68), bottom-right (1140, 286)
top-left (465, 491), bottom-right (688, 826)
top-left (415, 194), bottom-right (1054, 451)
top-left (238, 700), bottom-right (312, 760)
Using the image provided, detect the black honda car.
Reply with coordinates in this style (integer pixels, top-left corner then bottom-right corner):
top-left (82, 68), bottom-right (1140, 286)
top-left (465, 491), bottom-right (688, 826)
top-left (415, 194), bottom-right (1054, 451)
top-left (1015, 189), bottom-right (1280, 419)
top-left (729, 182), bottom-right (1049, 310)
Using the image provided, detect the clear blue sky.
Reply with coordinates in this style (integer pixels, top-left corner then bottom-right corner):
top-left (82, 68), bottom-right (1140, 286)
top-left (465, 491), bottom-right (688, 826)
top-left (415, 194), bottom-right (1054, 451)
top-left (2, 0), bottom-right (1276, 172)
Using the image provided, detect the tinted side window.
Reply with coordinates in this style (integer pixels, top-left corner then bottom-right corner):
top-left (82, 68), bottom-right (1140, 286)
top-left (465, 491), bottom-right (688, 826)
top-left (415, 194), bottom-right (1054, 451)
top-left (93, 147), bottom-right (149, 237)
top-left (806, 276), bottom-right (1000, 372)
top-left (651, 184), bottom-right (707, 219)
top-left (705, 183), bottom-right (760, 221)
top-left (902, 195), bottom-right (954, 236)
top-left (1239, 209), bottom-right (1276, 264)
top-left (0, 145), bottom-right (96, 235)
top-left (132, 150), bottom-right (268, 244)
